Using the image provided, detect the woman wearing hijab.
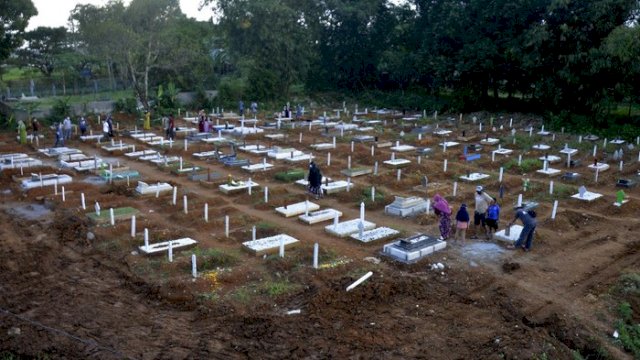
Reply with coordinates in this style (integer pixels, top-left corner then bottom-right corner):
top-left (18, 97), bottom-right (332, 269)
top-left (432, 194), bottom-right (452, 240)
top-left (308, 161), bottom-right (323, 199)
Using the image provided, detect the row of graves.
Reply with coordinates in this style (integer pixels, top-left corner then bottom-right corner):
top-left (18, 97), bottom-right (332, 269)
top-left (7, 106), bottom-right (639, 280)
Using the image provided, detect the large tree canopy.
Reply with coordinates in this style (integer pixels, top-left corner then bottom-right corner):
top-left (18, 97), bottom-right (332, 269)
top-left (0, 0), bottom-right (37, 63)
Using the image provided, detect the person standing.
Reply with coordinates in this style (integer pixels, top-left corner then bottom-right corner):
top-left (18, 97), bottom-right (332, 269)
top-left (63, 116), bottom-right (72, 140)
top-left (79, 116), bottom-right (87, 136)
top-left (238, 100), bottom-right (244, 116)
top-left (31, 118), bottom-right (40, 139)
top-left (472, 185), bottom-right (493, 239)
top-left (54, 122), bottom-right (64, 147)
top-left (486, 198), bottom-right (500, 240)
top-left (454, 203), bottom-right (470, 245)
top-left (144, 110), bottom-right (151, 131)
top-left (166, 115), bottom-right (175, 140)
top-left (507, 205), bottom-right (537, 252)
top-left (432, 194), bottom-right (452, 241)
top-left (17, 120), bottom-right (27, 144)
top-left (102, 120), bottom-right (110, 141)
top-left (308, 161), bottom-right (323, 199)
top-left (250, 101), bottom-right (258, 117)
top-left (106, 114), bottom-right (114, 138)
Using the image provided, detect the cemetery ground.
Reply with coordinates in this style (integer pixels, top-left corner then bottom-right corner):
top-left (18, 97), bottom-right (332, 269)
top-left (0, 112), bottom-right (639, 359)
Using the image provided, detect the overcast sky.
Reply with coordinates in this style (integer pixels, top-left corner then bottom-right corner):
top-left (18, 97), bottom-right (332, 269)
top-left (28, 0), bottom-right (214, 30)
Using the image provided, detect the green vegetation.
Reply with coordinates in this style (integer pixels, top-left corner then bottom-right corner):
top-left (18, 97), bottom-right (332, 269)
top-left (274, 169), bottom-right (305, 182)
top-left (360, 186), bottom-right (384, 204)
top-left (502, 158), bottom-right (543, 174)
top-left (615, 302), bottom-right (640, 357)
top-left (261, 279), bottom-right (298, 297)
top-left (192, 247), bottom-right (239, 270)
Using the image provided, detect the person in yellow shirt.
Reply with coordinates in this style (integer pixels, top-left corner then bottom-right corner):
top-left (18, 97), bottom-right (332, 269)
top-left (144, 110), bottom-right (151, 130)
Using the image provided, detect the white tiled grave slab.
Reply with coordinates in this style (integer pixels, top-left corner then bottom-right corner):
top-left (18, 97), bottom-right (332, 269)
top-left (390, 145), bottom-right (416, 152)
top-left (382, 234), bottom-right (447, 263)
top-left (434, 130), bottom-right (452, 136)
top-left (135, 181), bottom-right (173, 195)
top-left (283, 154), bottom-right (314, 163)
top-left (538, 155), bottom-right (561, 163)
top-left (201, 137), bottom-right (230, 144)
top-left (310, 143), bottom-right (335, 150)
top-left (493, 148), bottom-right (513, 155)
top-left (80, 134), bottom-right (103, 141)
top-left (614, 200), bottom-right (629, 207)
top-left (275, 201), bottom-right (320, 217)
top-left (440, 141), bottom-right (460, 148)
top-left (146, 139), bottom-right (174, 146)
top-left (494, 225), bottom-right (523, 244)
top-left (325, 219), bottom-right (376, 237)
top-left (385, 196), bottom-right (429, 217)
top-left (0, 157), bottom-right (42, 170)
top-left (571, 191), bottom-right (603, 202)
top-left (125, 150), bottom-right (158, 158)
top-left (480, 138), bottom-right (500, 145)
top-left (588, 163), bottom-right (609, 172)
top-left (538, 131), bottom-right (551, 136)
top-left (267, 148), bottom-right (303, 160)
top-left (232, 127), bottom-right (263, 135)
top-left (460, 173), bottom-right (490, 182)
top-left (0, 153), bottom-right (28, 161)
top-left (350, 227), bottom-right (400, 243)
top-left (130, 133), bottom-right (157, 139)
top-left (532, 144), bottom-right (550, 151)
top-left (321, 180), bottom-right (351, 194)
top-left (299, 209), bottom-right (343, 224)
top-left (559, 148), bottom-right (578, 156)
top-left (149, 156), bottom-right (180, 165)
top-left (265, 134), bottom-right (286, 140)
top-left (383, 159), bottom-right (411, 167)
top-left (243, 234), bottom-right (299, 256)
top-left (138, 238), bottom-right (198, 255)
top-left (241, 163), bottom-right (274, 172)
top-left (21, 174), bottom-right (73, 189)
top-left (193, 150), bottom-right (221, 159)
top-left (295, 177), bottom-right (332, 187)
top-left (536, 168), bottom-right (561, 176)
top-left (38, 147), bottom-right (81, 157)
top-left (219, 180), bottom-right (259, 194)
top-left (610, 139), bottom-right (625, 145)
top-left (238, 144), bottom-right (270, 154)
top-left (101, 144), bottom-right (134, 152)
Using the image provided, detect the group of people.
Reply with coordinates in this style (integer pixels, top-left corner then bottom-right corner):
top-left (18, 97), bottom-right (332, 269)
top-left (432, 185), bottom-right (537, 252)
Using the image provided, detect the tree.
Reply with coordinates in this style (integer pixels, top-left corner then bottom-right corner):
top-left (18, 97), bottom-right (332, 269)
top-left (212, 0), bottom-right (314, 99)
top-left (15, 27), bottom-right (68, 77)
top-left (0, 0), bottom-right (37, 64)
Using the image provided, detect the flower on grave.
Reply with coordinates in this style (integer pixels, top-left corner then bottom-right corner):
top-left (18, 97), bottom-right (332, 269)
top-left (203, 270), bottom-right (220, 290)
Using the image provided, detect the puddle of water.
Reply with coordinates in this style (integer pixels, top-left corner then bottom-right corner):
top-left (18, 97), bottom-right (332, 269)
top-left (460, 242), bottom-right (506, 262)
top-left (11, 204), bottom-right (53, 220)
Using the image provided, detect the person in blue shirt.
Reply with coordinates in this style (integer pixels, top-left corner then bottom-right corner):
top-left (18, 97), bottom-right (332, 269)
top-left (507, 205), bottom-right (537, 251)
top-left (486, 198), bottom-right (500, 240)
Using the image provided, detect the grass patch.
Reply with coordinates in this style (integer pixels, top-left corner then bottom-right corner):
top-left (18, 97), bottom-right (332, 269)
top-left (274, 168), bottom-right (305, 182)
top-left (261, 279), bottom-right (298, 297)
top-left (615, 273), bottom-right (640, 297)
top-left (229, 285), bottom-right (256, 304)
top-left (192, 247), bottom-right (240, 270)
top-left (256, 221), bottom-right (278, 230)
top-left (360, 186), bottom-right (384, 204)
top-left (615, 302), bottom-right (640, 357)
top-left (503, 158), bottom-right (542, 174)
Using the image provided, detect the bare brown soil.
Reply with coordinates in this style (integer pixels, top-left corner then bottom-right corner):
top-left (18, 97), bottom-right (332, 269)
top-left (0, 113), bottom-right (637, 359)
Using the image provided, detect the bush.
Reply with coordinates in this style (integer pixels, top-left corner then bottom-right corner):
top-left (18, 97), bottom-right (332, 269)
top-left (114, 97), bottom-right (138, 114)
top-left (217, 76), bottom-right (246, 105)
top-left (48, 97), bottom-right (71, 121)
top-left (616, 302), bottom-right (640, 357)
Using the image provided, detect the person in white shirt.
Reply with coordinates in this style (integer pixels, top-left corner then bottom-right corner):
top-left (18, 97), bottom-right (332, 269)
top-left (472, 185), bottom-right (493, 239)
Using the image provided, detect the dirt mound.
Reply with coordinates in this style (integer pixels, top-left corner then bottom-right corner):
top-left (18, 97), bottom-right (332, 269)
top-left (52, 209), bottom-right (90, 244)
top-left (502, 261), bottom-right (521, 273)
